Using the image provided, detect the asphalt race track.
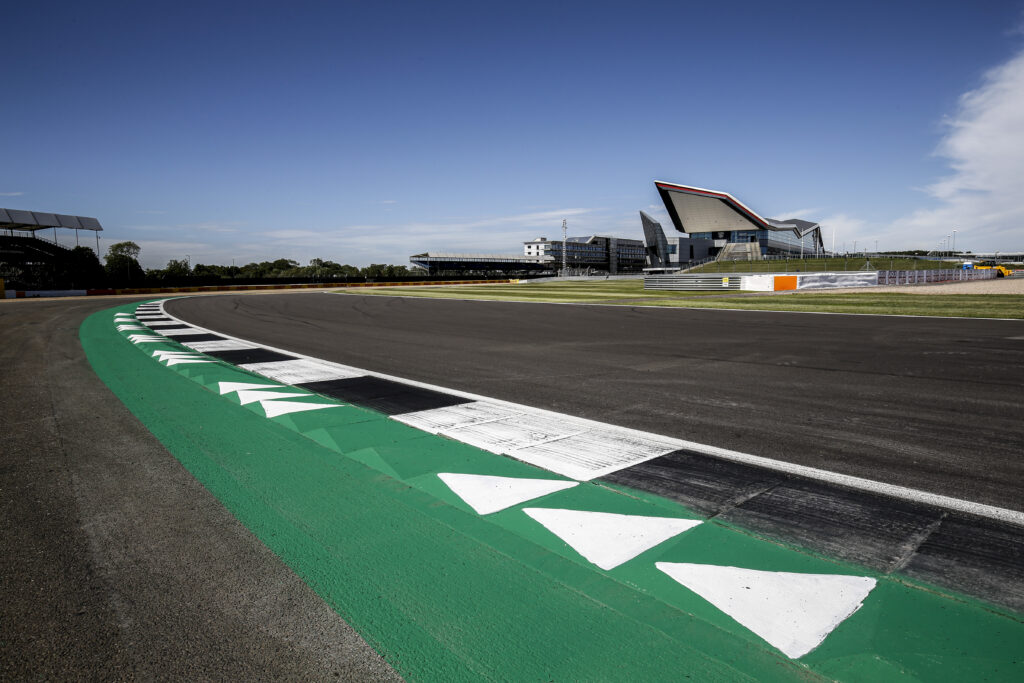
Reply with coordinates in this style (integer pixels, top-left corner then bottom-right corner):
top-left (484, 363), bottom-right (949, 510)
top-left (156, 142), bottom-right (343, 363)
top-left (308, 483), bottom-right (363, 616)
top-left (170, 292), bottom-right (1024, 511)
top-left (0, 297), bottom-right (400, 681)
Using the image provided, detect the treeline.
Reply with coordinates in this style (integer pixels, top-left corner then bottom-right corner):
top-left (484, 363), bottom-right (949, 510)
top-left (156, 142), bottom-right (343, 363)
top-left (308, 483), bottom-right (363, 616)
top-left (125, 242), bottom-right (415, 286)
top-left (1, 240), bottom-right (414, 290)
top-left (148, 257), bottom-right (412, 282)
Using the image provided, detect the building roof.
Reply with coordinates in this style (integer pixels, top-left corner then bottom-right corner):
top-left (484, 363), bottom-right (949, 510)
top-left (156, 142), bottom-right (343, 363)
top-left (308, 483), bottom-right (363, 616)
top-left (654, 181), bottom-right (819, 238)
top-left (0, 208), bottom-right (103, 231)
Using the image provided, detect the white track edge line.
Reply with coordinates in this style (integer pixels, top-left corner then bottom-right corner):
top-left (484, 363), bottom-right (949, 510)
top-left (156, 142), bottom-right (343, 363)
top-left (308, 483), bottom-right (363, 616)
top-left (155, 297), bottom-right (1024, 525)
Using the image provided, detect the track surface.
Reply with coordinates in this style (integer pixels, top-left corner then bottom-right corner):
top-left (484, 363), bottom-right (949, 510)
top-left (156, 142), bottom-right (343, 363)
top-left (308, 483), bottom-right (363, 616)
top-left (169, 292), bottom-right (1024, 512)
top-left (0, 298), bottom-right (399, 681)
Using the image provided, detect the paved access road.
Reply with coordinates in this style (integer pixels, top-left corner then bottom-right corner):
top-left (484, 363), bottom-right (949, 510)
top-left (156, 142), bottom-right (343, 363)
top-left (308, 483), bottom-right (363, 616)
top-left (169, 292), bottom-right (1024, 511)
top-left (0, 297), bottom-right (399, 681)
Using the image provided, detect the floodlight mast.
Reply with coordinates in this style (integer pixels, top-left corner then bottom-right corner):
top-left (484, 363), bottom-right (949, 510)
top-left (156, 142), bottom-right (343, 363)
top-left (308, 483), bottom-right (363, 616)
top-left (561, 219), bottom-right (567, 276)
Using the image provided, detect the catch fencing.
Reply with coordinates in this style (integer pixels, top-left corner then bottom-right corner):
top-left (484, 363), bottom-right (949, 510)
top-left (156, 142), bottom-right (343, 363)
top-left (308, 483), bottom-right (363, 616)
top-left (877, 269), bottom-right (996, 285)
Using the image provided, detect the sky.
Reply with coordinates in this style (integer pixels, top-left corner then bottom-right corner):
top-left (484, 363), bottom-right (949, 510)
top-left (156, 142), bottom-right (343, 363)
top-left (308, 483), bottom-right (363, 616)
top-left (3, 0), bottom-right (1024, 268)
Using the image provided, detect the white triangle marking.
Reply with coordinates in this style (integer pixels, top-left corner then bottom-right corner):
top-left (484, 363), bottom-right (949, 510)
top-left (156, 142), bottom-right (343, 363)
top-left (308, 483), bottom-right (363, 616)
top-left (437, 473), bottom-right (577, 515)
top-left (236, 389), bottom-right (310, 405)
top-left (165, 358), bottom-right (216, 366)
top-left (259, 400), bottom-right (340, 418)
top-left (218, 381), bottom-right (284, 395)
top-left (524, 508), bottom-right (701, 570)
top-left (656, 563), bottom-right (877, 659)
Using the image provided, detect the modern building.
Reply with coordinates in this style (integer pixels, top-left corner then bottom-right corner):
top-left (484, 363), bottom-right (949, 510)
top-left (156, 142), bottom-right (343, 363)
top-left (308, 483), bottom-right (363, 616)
top-left (640, 211), bottom-right (714, 270)
top-left (523, 235), bottom-right (647, 274)
top-left (650, 181), bottom-right (824, 263)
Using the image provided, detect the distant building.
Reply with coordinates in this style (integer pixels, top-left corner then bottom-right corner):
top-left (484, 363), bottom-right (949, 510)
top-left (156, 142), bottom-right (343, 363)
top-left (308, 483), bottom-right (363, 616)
top-left (523, 235), bottom-right (647, 274)
top-left (410, 233), bottom-right (647, 276)
top-left (650, 181), bottom-right (824, 264)
top-left (408, 252), bottom-right (547, 276)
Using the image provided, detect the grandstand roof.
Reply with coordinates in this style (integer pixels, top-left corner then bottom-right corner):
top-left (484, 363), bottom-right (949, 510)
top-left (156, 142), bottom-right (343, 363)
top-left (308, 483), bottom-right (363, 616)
top-left (0, 208), bottom-right (102, 231)
top-left (410, 252), bottom-right (537, 261)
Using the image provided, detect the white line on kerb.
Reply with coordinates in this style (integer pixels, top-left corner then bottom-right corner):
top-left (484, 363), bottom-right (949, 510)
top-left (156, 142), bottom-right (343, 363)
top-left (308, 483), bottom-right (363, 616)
top-left (157, 298), bottom-right (1024, 526)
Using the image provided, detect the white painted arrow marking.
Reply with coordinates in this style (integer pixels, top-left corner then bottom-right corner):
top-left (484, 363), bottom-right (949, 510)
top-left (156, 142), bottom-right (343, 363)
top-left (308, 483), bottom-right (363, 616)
top-left (218, 381), bottom-right (284, 395)
top-left (259, 400), bottom-right (340, 418)
top-left (165, 358), bottom-right (216, 366)
top-left (437, 473), bottom-right (577, 515)
top-left (655, 563), bottom-right (877, 659)
top-left (150, 350), bottom-right (213, 366)
top-left (152, 350), bottom-right (200, 360)
top-left (524, 508), bottom-right (701, 570)
top-left (236, 389), bottom-right (310, 405)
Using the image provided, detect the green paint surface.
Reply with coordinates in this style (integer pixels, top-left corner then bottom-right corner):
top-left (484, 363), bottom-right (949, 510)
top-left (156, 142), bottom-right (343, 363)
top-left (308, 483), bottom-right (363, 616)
top-left (83, 303), bottom-right (1024, 681)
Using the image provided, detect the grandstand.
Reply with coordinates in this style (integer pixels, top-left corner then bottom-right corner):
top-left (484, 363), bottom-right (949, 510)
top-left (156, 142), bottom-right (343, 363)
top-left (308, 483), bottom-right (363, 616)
top-left (1, 208), bottom-right (104, 288)
top-left (1, 208), bottom-right (103, 259)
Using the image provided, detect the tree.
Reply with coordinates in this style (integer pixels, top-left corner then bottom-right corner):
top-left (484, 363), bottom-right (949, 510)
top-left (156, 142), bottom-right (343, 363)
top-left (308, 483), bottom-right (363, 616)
top-left (63, 246), bottom-right (106, 288)
top-left (107, 241), bottom-right (141, 260)
top-left (361, 264), bottom-right (410, 278)
top-left (105, 241), bottom-right (144, 286)
top-left (270, 258), bottom-right (299, 274)
top-left (164, 258), bottom-right (191, 278)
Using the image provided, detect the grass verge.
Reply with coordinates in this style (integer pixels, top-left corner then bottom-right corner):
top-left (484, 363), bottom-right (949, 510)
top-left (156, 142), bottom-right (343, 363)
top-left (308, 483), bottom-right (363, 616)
top-left (333, 280), bottom-right (1024, 318)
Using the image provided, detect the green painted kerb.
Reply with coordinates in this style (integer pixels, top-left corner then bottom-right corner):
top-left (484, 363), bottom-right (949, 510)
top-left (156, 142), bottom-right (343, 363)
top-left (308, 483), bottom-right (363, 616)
top-left (81, 303), bottom-right (1024, 681)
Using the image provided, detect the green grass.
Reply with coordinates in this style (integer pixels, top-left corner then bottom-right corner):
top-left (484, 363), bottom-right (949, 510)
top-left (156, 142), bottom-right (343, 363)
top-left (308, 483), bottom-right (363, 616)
top-left (335, 280), bottom-right (1024, 318)
top-left (686, 257), bottom-right (960, 274)
top-left (654, 292), bottom-right (1024, 318)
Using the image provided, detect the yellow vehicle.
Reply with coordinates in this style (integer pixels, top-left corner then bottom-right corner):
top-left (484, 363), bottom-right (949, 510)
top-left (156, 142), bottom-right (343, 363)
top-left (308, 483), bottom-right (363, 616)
top-left (974, 260), bottom-right (1013, 277)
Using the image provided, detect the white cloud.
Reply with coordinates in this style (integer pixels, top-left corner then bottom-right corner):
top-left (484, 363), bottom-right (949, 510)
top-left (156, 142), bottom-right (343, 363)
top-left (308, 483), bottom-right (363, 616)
top-left (890, 48), bottom-right (1024, 251)
top-left (773, 208), bottom-right (822, 220)
top-left (0, 191), bottom-right (24, 197)
top-left (187, 221), bottom-right (243, 233)
top-left (257, 207), bottom-right (603, 262)
top-left (817, 213), bottom-right (869, 252)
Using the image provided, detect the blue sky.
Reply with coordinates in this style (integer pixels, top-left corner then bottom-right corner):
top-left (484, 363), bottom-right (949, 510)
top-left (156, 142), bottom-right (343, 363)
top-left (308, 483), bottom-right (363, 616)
top-left (4, 0), bottom-right (1023, 267)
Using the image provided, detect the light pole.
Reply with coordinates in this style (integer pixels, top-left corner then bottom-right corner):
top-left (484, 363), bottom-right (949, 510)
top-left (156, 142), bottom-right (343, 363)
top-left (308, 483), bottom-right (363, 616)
top-left (560, 219), bottom-right (567, 276)
top-left (952, 229), bottom-right (956, 257)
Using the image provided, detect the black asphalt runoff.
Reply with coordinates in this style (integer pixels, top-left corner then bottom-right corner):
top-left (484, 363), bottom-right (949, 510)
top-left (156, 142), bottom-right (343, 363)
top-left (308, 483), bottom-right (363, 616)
top-left (0, 298), bottom-right (400, 681)
top-left (168, 292), bottom-right (1024, 511)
